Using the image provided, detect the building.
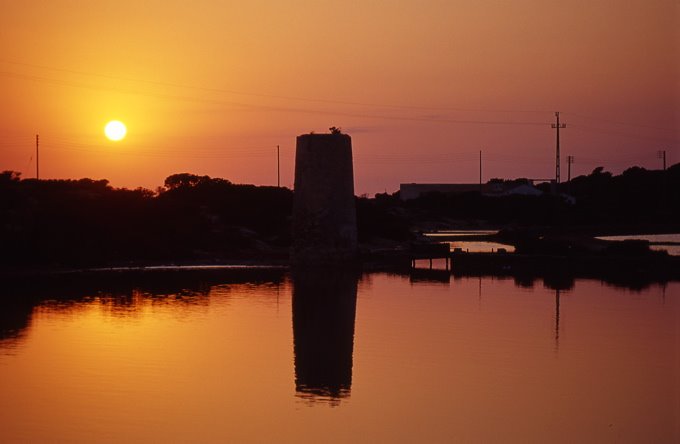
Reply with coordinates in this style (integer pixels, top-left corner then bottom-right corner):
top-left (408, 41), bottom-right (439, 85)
top-left (399, 180), bottom-right (544, 200)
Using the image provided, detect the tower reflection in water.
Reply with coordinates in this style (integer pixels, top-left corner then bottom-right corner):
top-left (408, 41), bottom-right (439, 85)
top-left (292, 268), bottom-right (359, 404)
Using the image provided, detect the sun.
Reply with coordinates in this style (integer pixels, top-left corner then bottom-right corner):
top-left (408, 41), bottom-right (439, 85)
top-left (104, 120), bottom-right (127, 141)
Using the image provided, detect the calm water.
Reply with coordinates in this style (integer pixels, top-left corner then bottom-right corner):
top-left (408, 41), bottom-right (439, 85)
top-left (425, 230), bottom-right (500, 237)
top-left (597, 233), bottom-right (680, 256)
top-left (425, 230), bottom-right (515, 253)
top-left (1, 269), bottom-right (678, 443)
top-left (445, 240), bottom-right (516, 253)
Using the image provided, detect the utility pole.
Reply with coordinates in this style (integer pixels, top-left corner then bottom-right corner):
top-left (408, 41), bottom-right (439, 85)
top-left (277, 145), bottom-right (280, 187)
top-left (479, 150), bottom-right (482, 193)
top-left (657, 150), bottom-right (666, 171)
top-left (555, 289), bottom-right (561, 351)
top-left (551, 112), bottom-right (566, 184)
top-left (567, 155), bottom-right (574, 182)
top-left (36, 134), bottom-right (40, 180)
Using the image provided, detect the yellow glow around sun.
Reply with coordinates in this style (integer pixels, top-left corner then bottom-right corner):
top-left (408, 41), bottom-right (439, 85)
top-left (104, 120), bottom-right (127, 141)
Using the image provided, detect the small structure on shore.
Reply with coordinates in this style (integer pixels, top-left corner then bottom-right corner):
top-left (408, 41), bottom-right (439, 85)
top-left (292, 130), bottom-right (358, 265)
top-left (399, 179), bottom-right (544, 200)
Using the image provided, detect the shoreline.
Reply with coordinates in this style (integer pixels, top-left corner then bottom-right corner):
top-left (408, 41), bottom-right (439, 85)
top-left (4, 249), bottom-right (679, 286)
top-left (3, 229), bottom-right (679, 284)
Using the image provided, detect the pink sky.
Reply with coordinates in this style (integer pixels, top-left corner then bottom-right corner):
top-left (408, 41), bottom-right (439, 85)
top-left (1, 1), bottom-right (678, 194)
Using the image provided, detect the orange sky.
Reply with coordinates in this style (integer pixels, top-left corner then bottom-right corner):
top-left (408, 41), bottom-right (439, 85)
top-left (1, 1), bottom-right (678, 194)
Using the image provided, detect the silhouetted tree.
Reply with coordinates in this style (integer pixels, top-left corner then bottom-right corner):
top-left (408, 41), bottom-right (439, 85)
top-left (0, 171), bottom-right (21, 183)
top-left (163, 173), bottom-right (228, 190)
top-left (2, 163), bottom-right (678, 268)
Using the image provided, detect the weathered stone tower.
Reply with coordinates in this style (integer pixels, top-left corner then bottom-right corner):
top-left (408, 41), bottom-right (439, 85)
top-left (292, 132), bottom-right (358, 265)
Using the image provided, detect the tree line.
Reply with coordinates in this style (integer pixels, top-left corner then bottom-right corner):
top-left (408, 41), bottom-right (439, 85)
top-left (1, 172), bottom-right (293, 266)
top-left (393, 163), bottom-right (680, 230)
top-left (1, 164), bottom-right (677, 267)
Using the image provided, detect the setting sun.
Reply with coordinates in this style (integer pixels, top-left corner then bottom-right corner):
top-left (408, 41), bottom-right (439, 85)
top-left (104, 120), bottom-right (127, 141)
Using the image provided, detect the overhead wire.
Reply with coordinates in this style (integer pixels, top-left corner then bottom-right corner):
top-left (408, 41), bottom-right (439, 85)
top-left (569, 123), bottom-right (679, 145)
top-left (563, 111), bottom-right (676, 133)
top-left (0, 65), bottom-right (550, 127)
top-left (2, 60), bottom-right (675, 137)
top-left (0, 59), bottom-right (551, 114)
top-left (2, 59), bottom-right (676, 176)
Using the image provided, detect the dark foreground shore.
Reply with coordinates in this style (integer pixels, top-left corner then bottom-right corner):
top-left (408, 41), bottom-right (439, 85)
top-left (3, 227), bottom-right (679, 292)
top-left (3, 252), bottom-right (679, 298)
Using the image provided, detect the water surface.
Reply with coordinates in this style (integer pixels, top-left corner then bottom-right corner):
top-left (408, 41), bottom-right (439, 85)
top-left (597, 233), bottom-right (680, 256)
top-left (425, 230), bottom-right (515, 253)
top-left (1, 269), bottom-right (677, 443)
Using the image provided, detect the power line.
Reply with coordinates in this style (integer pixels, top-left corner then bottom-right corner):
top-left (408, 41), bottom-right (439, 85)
top-left (569, 123), bottom-right (680, 144)
top-left (0, 59), bottom-right (550, 114)
top-left (10, 61), bottom-right (677, 141)
top-left (33, 139), bottom-right (277, 159)
top-left (563, 111), bottom-right (676, 133)
top-left (1, 69), bottom-right (552, 127)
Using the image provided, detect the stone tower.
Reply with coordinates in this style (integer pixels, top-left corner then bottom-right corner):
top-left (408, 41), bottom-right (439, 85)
top-left (292, 132), bottom-right (358, 265)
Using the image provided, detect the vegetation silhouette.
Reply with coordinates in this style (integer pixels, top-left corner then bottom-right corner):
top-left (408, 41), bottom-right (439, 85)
top-left (1, 171), bottom-right (413, 267)
top-left (396, 163), bottom-right (679, 231)
top-left (1, 172), bottom-right (293, 266)
top-left (1, 163), bottom-right (678, 268)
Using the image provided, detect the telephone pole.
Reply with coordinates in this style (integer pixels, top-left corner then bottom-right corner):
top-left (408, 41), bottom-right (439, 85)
top-left (567, 155), bottom-right (574, 182)
top-left (479, 150), bottom-right (482, 193)
top-left (657, 150), bottom-right (666, 171)
top-left (36, 134), bottom-right (40, 180)
top-left (551, 112), bottom-right (566, 184)
top-left (277, 145), bottom-right (280, 187)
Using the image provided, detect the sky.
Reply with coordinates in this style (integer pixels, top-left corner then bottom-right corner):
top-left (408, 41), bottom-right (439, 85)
top-left (1, 0), bottom-right (678, 194)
